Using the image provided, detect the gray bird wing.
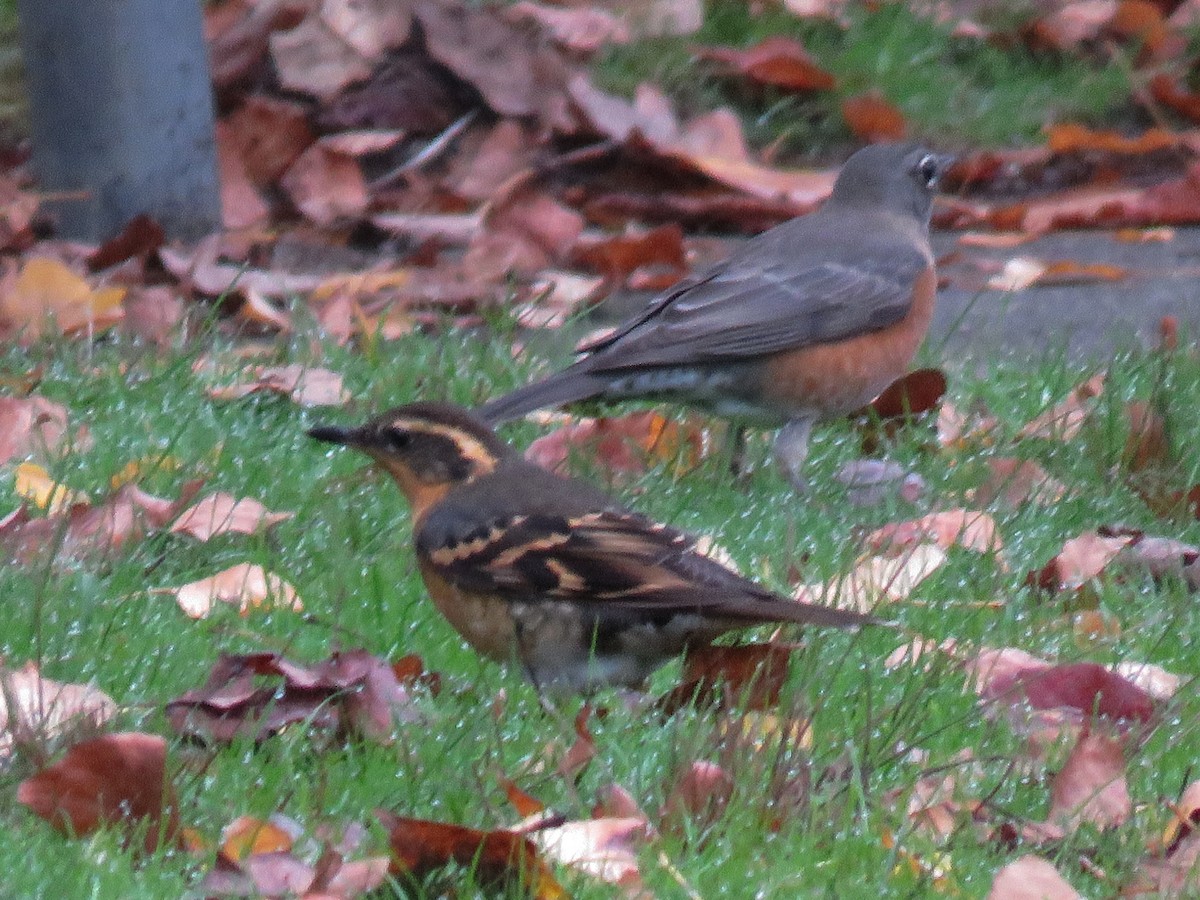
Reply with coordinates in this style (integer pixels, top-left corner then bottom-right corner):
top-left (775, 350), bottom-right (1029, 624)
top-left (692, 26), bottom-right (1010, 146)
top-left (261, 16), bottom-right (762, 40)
top-left (579, 219), bottom-right (930, 372)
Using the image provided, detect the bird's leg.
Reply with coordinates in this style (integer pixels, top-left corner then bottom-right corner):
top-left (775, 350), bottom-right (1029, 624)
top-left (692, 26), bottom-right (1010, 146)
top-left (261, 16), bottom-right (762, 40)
top-left (727, 424), bottom-right (749, 480)
top-left (773, 417), bottom-right (814, 492)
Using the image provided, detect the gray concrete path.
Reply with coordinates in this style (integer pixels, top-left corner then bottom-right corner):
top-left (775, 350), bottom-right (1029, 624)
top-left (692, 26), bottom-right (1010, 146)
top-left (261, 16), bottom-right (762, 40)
top-left (931, 229), bottom-right (1200, 359)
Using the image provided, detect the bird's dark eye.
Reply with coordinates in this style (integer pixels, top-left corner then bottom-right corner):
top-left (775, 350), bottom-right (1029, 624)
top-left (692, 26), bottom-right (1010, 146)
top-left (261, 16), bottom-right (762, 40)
top-left (386, 428), bottom-right (412, 451)
top-left (916, 153), bottom-right (941, 186)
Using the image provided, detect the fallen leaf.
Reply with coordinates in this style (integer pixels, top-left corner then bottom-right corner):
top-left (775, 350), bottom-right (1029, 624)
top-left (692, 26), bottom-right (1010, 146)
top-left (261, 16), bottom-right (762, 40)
top-left (165, 564), bottom-right (302, 619)
top-left (842, 91), bottom-right (907, 142)
top-left (86, 214), bottom-right (165, 272)
top-left (169, 493), bottom-right (293, 541)
top-left (205, 364), bottom-right (349, 407)
top-left (506, 2), bottom-right (630, 52)
top-left (532, 817), bottom-right (648, 889)
top-left (833, 459), bottom-right (926, 506)
top-left (794, 544), bottom-right (945, 613)
top-left (970, 457), bottom-right (1067, 508)
top-left (376, 809), bottom-right (565, 898)
top-left (17, 732), bottom-right (180, 854)
top-left (0, 662), bottom-right (116, 762)
top-left (215, 121), bottom-right (270, 230)
top-left (222, 95), bottom-right (315, 186)
top-left (657, 642), bottom-right (799, 715)
top-left (165, 648), bottom-right (421, 744)
top-left (1017, 374), bottom-right (1105, 441)
top-left (978, 660), bottom-right (1156, 724)
top-left (11, 462), bottom-right (88, 514)
top-left (221, 814), bottom-right (299, 861)
top-left (987, 855), bottom-right (1082, 899)
top-left (695, 36), bottom-right (836, 92)
top-left (525, 412), bottom-right (708, 476)
top-left (279, 139), bottom-right (369, 226)
top-left (660, 760), bottom-right (733, 836)
top-left (1046, 729), bottom-right (1131, 830)
top-left (1, 257), bottom-right (125, 341)
top-left (1046, 122), bottom-right (1179, 156)
top-left (268, 13), bottom-right (373, 101)
top-left (1122, 400), bottom-right (1170, 472)
top-left (864, 509), bottom-right (1002, 555)
top-left (1029, 530), bottom-right (1136, 592)
top-left (0, 395), bottom-right (75, 464)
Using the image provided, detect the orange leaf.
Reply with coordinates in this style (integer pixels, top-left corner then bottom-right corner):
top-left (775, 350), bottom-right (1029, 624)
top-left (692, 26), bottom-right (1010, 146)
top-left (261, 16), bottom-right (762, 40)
top-left (842, 91), bottom-right (907, 142)
top-left (1, 257), bottom-right (125, 341)
top-left (696, 36), bottom-right (836, 92)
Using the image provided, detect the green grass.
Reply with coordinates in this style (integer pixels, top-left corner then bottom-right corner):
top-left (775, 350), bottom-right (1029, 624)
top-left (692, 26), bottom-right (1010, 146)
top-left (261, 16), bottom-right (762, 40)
top-left (0, 321), bottom-right (1199, 897)
top-left (596, 0), bottom-right (1136, 156)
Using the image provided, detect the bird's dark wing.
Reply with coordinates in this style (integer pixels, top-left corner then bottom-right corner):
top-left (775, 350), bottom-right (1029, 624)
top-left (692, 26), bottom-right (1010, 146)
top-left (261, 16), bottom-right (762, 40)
top-left (580, 224), bottom-right (930, 371)
top-left (416, 504), bottom-right (872, 629)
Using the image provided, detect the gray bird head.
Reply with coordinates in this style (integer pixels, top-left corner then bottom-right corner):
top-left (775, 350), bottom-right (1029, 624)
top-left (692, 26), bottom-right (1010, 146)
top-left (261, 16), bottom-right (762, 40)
top-left (827, 143), bottom-right (953, 226)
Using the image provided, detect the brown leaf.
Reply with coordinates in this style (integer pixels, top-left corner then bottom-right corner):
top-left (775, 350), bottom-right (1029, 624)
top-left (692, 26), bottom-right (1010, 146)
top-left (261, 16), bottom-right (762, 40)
top-left (121, 285), bottom-right (186, 346)
top-left (970, 458), bottom-right (1067, 508)
top-left (0, 662), bottom-right (116, 761)
top-left (660, 760), bottom-right (733, 836)
top-left (268, 13), bottom-right (372, 101)
top-left (165, 649), bottom-right (421, 744)
top-left (205, 364), bottom-right (349, 407)
top-left (17, 732), bottom-right (180, 854)
top-left (842, 91), bottom-right (907, 142)
top-left (695, 36), bottom-right (836, 92)
top-left (222, 95), bottom-right (315, 186)
top-left (506, 2), bottom-right (630, 53)
top-left (1047, 729), bottom-right (1131, 829)
top-left (657, 642), bottom-right (799, 715)
top-left (571, 223), bottom-right (687, 281)
top-left (864, 509), bottom-right (1002, 555)
top-left (1017, 374), bottom-right (1105, 441)
top-left (1122, 400), bottom-right (1170, 472)
top-left (207, 0), bottom-right (308, 91)
top-left (1029, 530), bottom-right (1136, 592)
top-left (1026, 1), bottom-right (1118, 52)
top-left (987, 855), bottom-right (1082, 899)
top-left (279, 139), bottom-right (368, 226)
top-left (86, 214), bottom-right (165, 272)
top-left (467, 187), bottom-right (585, 280)
top-left (1151, 73), bottom-right (1200, 125)
top-left (557, 705), bottom-right (597, 780)
top-left (0, 395), bottom-right (73, 464)
top-left (0, 481), bottom-right (195, 564)
top-left (376, 809), bottom-right (565, 898)
top-left (416, 0), bottom-right (571, 126)
top-left (215, 121), bottom-right (270, 230)
top-left (164, 563), bottom-right (303, 619)
top-left (169, 493), bottom-right (293, 541)
top-left (978, 660), bottom-right (1156, 724)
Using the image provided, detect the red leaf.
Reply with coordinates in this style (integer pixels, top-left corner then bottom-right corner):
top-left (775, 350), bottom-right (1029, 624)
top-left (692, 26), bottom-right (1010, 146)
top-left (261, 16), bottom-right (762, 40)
top-left (17, 732), bottom-right (180, 853)
top-left (696, 36), bottom-right (836, 92)
top-left (983, 662), bottom-right (1155, 722)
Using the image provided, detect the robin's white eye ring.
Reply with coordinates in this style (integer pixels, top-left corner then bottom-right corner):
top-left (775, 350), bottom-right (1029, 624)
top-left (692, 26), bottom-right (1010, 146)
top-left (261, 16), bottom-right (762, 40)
top-left (917, 154), bottom-right (940, 186)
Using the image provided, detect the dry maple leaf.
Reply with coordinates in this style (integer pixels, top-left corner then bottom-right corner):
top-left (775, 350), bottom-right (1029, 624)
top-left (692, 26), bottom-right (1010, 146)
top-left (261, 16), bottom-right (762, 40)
top-left (164, 563), bottom-right (302, 618)
top-left (17, 732), bottom-right (180, 854)
top-left (0, 661), bottom-right (116, 762)
top-left (169, 493), bottom-right (293, 541)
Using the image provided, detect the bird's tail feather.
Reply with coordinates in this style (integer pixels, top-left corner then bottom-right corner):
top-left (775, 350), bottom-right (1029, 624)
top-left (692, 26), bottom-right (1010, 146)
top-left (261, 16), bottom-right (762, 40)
top-left (476, 369), bottom-right (605, 425)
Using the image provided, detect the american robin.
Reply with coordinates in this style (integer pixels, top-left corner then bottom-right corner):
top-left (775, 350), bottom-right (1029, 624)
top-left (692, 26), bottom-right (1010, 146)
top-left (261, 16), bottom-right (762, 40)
top-left (476, 142), bottom-right (951, 487)
top-left (308, 402), bottom-right (876, 692)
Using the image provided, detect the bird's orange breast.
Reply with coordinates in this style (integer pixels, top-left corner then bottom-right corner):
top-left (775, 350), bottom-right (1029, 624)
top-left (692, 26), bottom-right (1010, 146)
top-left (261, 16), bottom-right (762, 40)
top-left (755, 265), bottom-right (937, 417)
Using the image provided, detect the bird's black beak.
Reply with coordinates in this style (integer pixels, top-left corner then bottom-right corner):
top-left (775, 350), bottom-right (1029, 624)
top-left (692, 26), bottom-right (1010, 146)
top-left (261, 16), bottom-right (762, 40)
top-left (307, 425), bottom-right (357, 446)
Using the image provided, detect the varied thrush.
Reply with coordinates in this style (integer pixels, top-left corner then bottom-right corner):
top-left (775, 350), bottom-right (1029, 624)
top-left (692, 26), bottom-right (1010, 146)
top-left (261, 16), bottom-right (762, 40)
top-left (309, 402), bottom-right (876, 692)
top-left (477, 143), bottom-right (952, 487)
